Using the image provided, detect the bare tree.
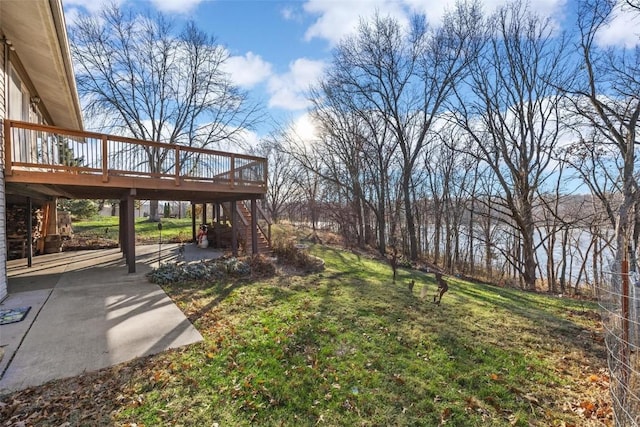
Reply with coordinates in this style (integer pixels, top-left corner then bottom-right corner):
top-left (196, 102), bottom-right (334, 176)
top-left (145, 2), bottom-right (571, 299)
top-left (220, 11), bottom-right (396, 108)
top-left (420, 123), bottom-right (475, 272)
top-left (566, 0), bottom-right (640, 259)
top-left (313, 4), bottom-right (480, 261)
top-left (281, 131), bottom-right (324, 233)
top-left (70, 4), bottom-right (260, 220)
top-left (256, 132), bottom-right (301, 224)
top-left (308, 80), bottom-right (400, 252)
top-left (452, 1), bottom-right (570, 289)
top-left (309, 103), bottom-right (370, 248)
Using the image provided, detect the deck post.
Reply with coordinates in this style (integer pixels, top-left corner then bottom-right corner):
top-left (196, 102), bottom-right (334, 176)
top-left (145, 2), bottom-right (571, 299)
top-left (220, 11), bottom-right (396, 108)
top-left (251, 198), bottom-right (258, 255)
top-left (175, 145), bottom-right (181, 186)
top-left (191, 202), bottom-right (196, 242)
top-left (26, 197), bottom-right (32, 268)
top-left (125, 191), bottom-right (136, 273)
top-left (119, 201), bottom-right (125, 257)
top-left (263, 160), bottom-right (268, 189)
top-left (213, 203), bottom-right (219, 247)
top-left (231, 201), bottom-right (238, 257)
top-left (202, 203), bottom-right (207, 226)
top-left (4, 119), bottom-right (12, 176)
top-left (101, 135), bottom-right (108, 182)
top-left (230, 155), bottom-right (235, 188)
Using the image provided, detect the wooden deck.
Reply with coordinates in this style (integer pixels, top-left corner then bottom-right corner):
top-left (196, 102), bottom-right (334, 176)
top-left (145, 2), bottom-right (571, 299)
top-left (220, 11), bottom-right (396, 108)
top-left (3, 120), bottom-right (267, 202)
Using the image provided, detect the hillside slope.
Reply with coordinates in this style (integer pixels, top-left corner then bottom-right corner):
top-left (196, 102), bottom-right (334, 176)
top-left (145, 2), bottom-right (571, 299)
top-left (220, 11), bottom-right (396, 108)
top-left (0, 245), bottom-right (610, 426)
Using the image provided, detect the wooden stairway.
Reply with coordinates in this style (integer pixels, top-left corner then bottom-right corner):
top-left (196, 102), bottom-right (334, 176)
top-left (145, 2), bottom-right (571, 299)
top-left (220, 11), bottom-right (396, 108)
top-left (222, 201), bottom-right (271, 256)
top-left (236, 202), bottom-right (271, 255)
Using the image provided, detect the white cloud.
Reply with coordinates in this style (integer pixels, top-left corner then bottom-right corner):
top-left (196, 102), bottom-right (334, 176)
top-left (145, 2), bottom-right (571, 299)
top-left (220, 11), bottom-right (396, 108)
top-left (595, 2), bottom-right (640, 48)
top-left (63, 0), bottom-right (121, 27)
top-left (64, 0), bottom-right (117, 14)
top-left (149, 0), bottom-right (204, 14)
top-left (64, 0), bottom-right (202, 26)
top-left (238, 128), bottom-right (261, 151)
top-left (303, 0), bottom-right (409, 46)
top-left (66, 0), bottom-right (204, 16)
top-left (223, 52), bottom-right (273, 89)
top-left (267, 58), bottom-right (326, 111)
top-left (64, 7), bottom-right (83, 28)
top-left (301, 0), bottom-right (567, 46)
top-left (281, 6), bottom-right (297, 21)
top-left (216, 127), bottom-right (261, 152)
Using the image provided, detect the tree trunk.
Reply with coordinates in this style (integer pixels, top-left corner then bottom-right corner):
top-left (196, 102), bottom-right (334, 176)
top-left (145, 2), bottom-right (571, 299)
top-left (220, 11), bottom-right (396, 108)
top-left (148, 199), bottom-right (160, 222)
top-left (468, 199), bottom-right (474, 274)
top-left (521, 221), bottom-right (537, 290)
top-left (377, 196), bottom-right (387, 256)
top-left (559, 227), bottom-right (569, 293)
top-left (433, 198), bottom-right (442, 265)
top-left (403, 174), bottom-right (418, 261)
top-left (546, 226), bottom-right (557, 293)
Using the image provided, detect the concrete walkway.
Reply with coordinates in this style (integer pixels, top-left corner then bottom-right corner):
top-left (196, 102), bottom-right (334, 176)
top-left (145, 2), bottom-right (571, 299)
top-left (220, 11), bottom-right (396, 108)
top-left (0, 243), bottom-right (221, 394)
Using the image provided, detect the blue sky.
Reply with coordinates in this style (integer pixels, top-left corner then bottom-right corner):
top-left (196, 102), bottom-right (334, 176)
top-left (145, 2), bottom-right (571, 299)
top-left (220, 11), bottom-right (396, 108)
top-left (63, 0), bottom-right (640, 144)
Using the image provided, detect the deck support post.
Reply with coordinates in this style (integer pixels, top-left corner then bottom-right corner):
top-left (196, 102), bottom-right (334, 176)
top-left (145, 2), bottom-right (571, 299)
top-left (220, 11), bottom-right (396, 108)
top-left (26, 197), bottom-right (32, 268)
top-left (231, 201), bottom-right (238, 257)
top-left (124, 191), bottom-right (136, 273)
top-left (191, 202), bottom-right (196, 242)
top-left (202, 203), bottom-right (207, 227)
top-left (119, 201), bottom-right (125, 256)
top-left (251, 198), bottom-right (258, 255)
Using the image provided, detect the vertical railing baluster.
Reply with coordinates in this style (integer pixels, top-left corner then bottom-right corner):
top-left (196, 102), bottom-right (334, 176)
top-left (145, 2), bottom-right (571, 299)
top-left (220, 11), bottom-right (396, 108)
top-left (230, 154), bottom-right (235, 188)
top-left (102, 135), bottom-right (108, 182)
top-left (175, 145), bottom-right (180, 186)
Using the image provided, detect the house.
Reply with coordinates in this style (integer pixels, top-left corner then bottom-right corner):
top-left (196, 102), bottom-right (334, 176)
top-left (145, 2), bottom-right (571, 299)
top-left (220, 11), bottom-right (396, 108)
top-left (0, 0), bottom-right (269, 301)
top-left (0, 0), bottom-right (83, 300)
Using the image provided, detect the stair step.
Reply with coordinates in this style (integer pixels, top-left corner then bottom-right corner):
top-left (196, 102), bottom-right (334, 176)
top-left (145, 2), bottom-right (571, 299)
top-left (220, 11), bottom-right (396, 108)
top-left (222, 201), bottom-right (271, 252)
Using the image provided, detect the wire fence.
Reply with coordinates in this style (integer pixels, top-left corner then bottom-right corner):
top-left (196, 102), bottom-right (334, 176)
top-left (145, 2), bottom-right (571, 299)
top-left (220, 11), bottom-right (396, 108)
top-left (598, 261), bottom-right (640, 426)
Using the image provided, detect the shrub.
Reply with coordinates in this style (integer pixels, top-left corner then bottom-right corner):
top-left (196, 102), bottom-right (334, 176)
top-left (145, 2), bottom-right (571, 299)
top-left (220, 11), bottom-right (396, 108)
top-left (146, 256), bottom-right (274, 285)
top-left (146, 260), bottom-right (226, 285)
top-left (272, 239), bottom-right (325, 273)
top-left (249, 254), bottom-right (277, 277)
top-left (224, 258), bottom-right (251, 276)
top-left (58, 199), bottom-right (98, 220)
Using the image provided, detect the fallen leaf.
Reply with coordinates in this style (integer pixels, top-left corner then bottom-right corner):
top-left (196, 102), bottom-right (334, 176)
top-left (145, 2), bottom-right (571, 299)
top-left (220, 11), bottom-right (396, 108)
top-left (440, 407), bottom-right (452, 425)
top-left (579, 400), bottom-right (596, 416)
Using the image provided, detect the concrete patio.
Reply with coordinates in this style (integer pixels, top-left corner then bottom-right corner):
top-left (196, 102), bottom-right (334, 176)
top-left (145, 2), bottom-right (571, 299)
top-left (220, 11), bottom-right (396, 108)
top-left (0, 243), bottom-right (222, 394)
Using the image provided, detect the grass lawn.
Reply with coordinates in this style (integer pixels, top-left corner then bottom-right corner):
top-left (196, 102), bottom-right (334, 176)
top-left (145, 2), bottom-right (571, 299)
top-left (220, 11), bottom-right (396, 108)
top-left (71, 216), bottom-right (193, 242)
top-left (0, 244), bottom-right (611, 426)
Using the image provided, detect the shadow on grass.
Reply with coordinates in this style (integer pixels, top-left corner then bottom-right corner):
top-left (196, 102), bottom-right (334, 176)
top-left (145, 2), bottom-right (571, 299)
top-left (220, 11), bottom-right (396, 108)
top-left (453, 282), bottom-right (605, 360)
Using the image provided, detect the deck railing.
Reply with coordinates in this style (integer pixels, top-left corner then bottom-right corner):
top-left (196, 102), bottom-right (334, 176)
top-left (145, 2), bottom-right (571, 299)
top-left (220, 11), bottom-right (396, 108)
top-left (3, 120), bottom-right (267, 190)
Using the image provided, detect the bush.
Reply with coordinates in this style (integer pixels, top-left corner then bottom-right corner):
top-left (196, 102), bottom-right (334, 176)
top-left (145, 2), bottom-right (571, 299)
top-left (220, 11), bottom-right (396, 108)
top-left (272, 239), bottom-right (325, 273)
top-left (225, 257), bottom-right (251, 276)
top-left (249, 254), bottom-right (277, 277)
top-left (146, 256), bottom-right (274, 285)
top-left (58, 199), bottom-right (98, 220)
top-left (146, 260), bottom-right (226, 285)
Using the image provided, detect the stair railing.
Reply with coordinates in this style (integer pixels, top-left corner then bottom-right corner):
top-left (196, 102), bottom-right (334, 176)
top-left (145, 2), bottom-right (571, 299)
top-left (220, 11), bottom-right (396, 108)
top-left (240, 201), bottom-right (272, 248)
